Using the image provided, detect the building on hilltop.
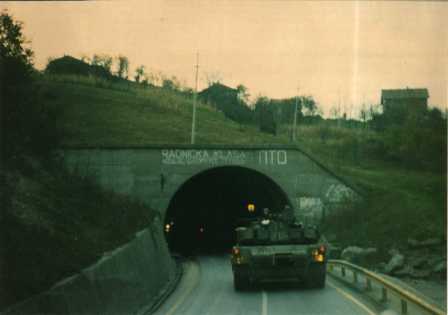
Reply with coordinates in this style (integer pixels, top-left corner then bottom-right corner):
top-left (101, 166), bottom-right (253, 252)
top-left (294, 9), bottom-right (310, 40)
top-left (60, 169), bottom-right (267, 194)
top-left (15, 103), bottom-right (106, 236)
top-left (381, 88), bottom-right (429, 119)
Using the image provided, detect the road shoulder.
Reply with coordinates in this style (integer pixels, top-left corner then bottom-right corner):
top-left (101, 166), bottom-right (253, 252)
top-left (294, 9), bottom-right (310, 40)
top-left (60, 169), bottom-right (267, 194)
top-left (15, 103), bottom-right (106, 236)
top-left (151, 259), bottom-right (201, 315)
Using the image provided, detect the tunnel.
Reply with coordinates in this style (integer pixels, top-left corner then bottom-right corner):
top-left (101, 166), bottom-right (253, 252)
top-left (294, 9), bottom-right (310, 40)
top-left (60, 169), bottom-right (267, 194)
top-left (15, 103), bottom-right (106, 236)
top-left (164, 166), bottom-right (291, 255)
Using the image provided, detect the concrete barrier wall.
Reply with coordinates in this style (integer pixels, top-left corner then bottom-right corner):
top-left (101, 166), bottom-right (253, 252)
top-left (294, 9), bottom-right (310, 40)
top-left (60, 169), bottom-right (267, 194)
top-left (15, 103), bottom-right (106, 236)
top-left (2, 217), bottom-right (176, 315)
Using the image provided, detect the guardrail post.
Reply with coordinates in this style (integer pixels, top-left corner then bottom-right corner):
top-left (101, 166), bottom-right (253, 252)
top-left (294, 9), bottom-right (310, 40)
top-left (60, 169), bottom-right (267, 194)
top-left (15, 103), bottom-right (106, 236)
top-left (341, 266), bottom-right (346, 277)
top-left (353, 271), bottom-right (358, 284)
top-left (381, 287), bottom-right (388, 303)
top-left (365, 278), bottom-right (372, 291)
top-left (401, 299), bottom-right (408, 315)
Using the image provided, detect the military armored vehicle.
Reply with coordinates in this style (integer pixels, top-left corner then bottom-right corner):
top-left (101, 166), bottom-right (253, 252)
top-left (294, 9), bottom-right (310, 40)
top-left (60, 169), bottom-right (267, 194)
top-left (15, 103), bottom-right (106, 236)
top-left (230, 208), bottom-right (327, 290)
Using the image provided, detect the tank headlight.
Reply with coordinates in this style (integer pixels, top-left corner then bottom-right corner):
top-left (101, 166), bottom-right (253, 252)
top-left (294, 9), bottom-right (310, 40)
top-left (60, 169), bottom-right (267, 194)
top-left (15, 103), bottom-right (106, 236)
top-left (247, 203), bottom-right (255, 212)
top-left (313, 253), bottom-right (325, 262)
top-left (312, 246), bottom-right (326, 263)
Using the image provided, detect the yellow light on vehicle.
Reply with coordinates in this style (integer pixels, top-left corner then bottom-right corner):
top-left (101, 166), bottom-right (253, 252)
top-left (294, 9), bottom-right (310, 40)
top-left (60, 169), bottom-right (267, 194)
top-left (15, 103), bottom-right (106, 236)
top-left (312, 249), bottom-right (325, 262)
top-left (247, 203), bottom-right (255, 212)
top-left (165, 224), bottom-right (171, 233)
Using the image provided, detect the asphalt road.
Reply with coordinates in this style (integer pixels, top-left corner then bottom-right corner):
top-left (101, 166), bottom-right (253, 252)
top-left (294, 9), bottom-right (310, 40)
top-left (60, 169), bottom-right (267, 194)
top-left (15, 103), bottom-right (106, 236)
top-left (153, 255), bottom-right (378, 315)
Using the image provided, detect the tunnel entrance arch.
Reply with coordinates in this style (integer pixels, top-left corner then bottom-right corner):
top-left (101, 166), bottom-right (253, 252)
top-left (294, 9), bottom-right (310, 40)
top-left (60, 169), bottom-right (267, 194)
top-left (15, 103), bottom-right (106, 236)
top-left (164, 166), bottom-right (291, 254)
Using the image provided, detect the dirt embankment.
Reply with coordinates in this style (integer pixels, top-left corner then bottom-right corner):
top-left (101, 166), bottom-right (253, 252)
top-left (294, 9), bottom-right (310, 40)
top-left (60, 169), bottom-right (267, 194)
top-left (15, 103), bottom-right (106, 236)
top-left (0, 157), bottom-right (155, 310)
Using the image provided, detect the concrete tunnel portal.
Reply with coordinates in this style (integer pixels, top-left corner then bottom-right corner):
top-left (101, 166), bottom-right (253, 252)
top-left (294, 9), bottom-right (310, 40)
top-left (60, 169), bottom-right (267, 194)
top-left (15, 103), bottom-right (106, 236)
top-left (164, 166), bottom-right (291, 254)
top-left (60, 147), bottom-right (358, 255)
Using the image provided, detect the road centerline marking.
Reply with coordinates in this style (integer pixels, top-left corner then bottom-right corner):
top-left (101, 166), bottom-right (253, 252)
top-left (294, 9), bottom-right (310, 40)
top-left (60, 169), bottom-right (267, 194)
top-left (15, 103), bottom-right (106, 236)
top-left (262, 290), bottom-right (268, 315)
top-left (328, 280), bottom-right (376, 315)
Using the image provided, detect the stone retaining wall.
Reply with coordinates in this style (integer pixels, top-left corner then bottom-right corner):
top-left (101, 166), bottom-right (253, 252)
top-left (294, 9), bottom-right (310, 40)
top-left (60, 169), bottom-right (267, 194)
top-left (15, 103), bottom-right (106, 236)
top-left (2, 217), bottom-right (175, 315)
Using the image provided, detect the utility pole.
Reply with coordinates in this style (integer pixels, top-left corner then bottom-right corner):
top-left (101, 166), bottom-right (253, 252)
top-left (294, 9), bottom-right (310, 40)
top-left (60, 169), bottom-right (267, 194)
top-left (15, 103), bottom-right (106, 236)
top-left (191, 52), bottom-right (199, 144)
top-left (337, 89), bottom-right (341, 128)
top-left (292, 87), bottom-right (300, 142)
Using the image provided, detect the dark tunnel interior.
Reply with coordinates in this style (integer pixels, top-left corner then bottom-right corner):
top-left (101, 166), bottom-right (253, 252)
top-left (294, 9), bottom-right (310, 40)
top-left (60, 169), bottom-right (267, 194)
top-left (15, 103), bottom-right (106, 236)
top-left (164, 166), bottom-right (290, 255)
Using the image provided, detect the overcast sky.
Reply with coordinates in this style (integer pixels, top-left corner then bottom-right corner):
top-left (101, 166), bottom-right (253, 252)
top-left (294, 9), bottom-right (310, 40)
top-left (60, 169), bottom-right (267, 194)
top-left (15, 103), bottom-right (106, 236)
top-left (3, 0), bottom-right (447, 117)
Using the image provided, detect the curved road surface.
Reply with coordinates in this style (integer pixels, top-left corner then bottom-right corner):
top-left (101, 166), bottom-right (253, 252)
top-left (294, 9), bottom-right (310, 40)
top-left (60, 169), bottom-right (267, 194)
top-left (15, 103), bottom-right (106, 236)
top-left (154, 255), bottom-right (378, 315)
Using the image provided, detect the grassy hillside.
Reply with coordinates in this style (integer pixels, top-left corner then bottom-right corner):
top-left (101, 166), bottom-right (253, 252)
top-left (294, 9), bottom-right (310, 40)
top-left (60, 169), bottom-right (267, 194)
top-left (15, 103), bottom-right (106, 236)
top-left (324, 164), bottom-right (446, 246)
top-left (40, 74), bottom-right (446, 247)
top-left (40, 75), bottom-right (285, 146)
top-left (295, 126), bottom-right (446, 249)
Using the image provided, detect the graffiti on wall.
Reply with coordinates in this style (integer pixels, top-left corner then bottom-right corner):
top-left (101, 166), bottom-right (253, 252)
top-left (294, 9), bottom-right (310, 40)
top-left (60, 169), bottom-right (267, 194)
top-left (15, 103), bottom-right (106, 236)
top-left (294, 197), bottom-right (324, 224)
top-left (161, 150), bottom-right (246, 165)
top-left (325, 183), bottom-right (356, 202)
top-left (161, 149), bottom-right (288, 166)
top-left (258, 150), bottom-right (287, 165)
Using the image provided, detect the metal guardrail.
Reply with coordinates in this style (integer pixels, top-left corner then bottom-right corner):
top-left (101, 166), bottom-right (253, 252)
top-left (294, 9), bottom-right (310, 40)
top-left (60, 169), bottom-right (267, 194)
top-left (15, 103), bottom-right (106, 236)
top-left (327, 260), bottom-right (445, 315)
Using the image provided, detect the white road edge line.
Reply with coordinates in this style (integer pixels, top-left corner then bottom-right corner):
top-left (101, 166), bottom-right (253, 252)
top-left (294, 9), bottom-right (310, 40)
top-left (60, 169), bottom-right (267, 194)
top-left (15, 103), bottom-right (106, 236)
top-left (165, 262), bottom-right (200, 315)
top-left (262, 290), bottom-right (268, 315)
top-left (328, 280), bottom-right (377, 315)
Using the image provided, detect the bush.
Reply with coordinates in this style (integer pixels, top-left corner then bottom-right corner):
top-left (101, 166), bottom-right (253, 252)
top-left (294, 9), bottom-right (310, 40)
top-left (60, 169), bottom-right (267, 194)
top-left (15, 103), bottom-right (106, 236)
top-left (374, 110), bottom-right (447, 172)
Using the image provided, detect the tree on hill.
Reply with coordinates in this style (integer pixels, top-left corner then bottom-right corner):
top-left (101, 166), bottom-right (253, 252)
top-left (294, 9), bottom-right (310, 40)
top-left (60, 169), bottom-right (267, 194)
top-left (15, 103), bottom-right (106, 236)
top-left (91, 54), bottom-right (113, 73)
top-left (270, 97), bottom-right (299, 124)
top-left (116, 55), bottom-right (129, 79)
top-left (162, 76), bottom-right (182, 92)
top-left (253, 95), bottom-right (321, 134)
top-left (254, 95), bottom-right (319, 130)
top-left (236, 84), bottom-right (250, 104)
top-left (359, 104), bottom-right (369, 124)
top-left (364, 101), bottom-right (446, 172)
top-left (141, 75), bottom-right (150, 87)
top-left (1, 11), bottom-right (60, 162)
top-left (134, 65), bottom-right (145, 83)
top-left (301, 96), bottom-right (318, 117)
top-left (254, 96), bottom-right (277, 135)
top-left (0, 12), bottom-right (33, 64)
top-left (80, 54), bottom-right (90, 64)
top-left (198, 82), bottom-right (253, 124)
top-left (103, 56), bottom-right (112, 73)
